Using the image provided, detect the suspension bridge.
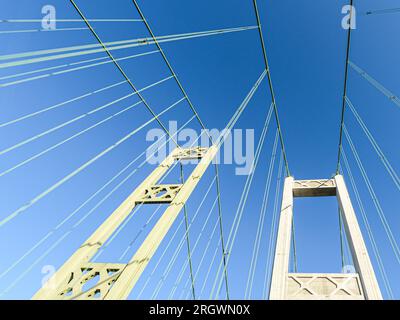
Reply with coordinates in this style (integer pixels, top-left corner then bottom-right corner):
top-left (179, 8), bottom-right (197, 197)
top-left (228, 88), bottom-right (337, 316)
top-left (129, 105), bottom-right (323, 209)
top-left (0, 0), bottom-right (399, 300)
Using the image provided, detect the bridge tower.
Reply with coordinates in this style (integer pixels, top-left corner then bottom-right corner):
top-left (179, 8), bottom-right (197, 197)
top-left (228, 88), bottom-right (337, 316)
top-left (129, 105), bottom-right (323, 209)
top-left (33, 146), bottom-right (218, 300)
top-left (269, 175), bottom-right (382, 300)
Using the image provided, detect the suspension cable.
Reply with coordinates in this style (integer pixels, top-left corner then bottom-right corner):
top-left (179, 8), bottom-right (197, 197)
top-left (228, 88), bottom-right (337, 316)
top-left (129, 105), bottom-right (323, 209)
top-left (136, 216), bottom-right (185, 299)
top-left (0, 79), bottom-right (128, 128)
top-left (0, 116), bottom-right (196, 295)
top-left (252, 0), bottom-right (290, 176)
top-left (130, 2), bottom-right (231, 299)
top-left (215, 70), bottom-right (267, 147)
top-left (136, 176), bottom-right (217, 299)
top-left (213, 163), bottom-right (230, 299)
top-left (198, 238), bottom-right (222, 298)
top-left (0, 26), bottom-right (257, 69)
top-left (125, 132), bottom-right (206, 299)
top-left (0, 27), bottom-right (88, 35)
top-left (69, 161), bottom-right (181, 297)
top-left (0, 81), bottom-right (175, 178)
top-left (0, 76), bottom-right (173, 156)
top-left (210, 106), bottom-right (275, 299)
top-left (366, 8), bottom-right (400, 16)
top-left (131, 0), bottom-right (212, 143)
top-left (341, 149), bottom-right (394, 299)
top-left (343, 125), bottom-right (400, 264)
top-left (263, 152), bottom-right (283, 299)
top-left (211, 114), bottom-right (274, 299)
top-left (336, 0), bottom-right (354, 174)
top-left (141, 70), bottom-right (267, 299)
top-left (0, 18), bottom-right (144, 23)
top-left (69, 0), bottom-right (179, 147)
top-left (0, 50), bottom-right (159, 88)
top-left (0, 97), bottom-right (185, 228)
top-left (143, 132), bottom-right (214, 299)
top-left (91, 202), bottom-right (146, 262)
top-left (0, 54), bottom-right (111, 82)
top-left (0, 100), bottom-right (144, 178)
top-left (179, 163), bottom-right (196, 300)
top-left (0, 131), bottom-right (169, 280)
top-left (0, 88), bottom-right (139, 155)
top-left (3, 69), bottom-right (266, 296)
top-left (181, 216), bottom-right (220, 299)
top-left (151, 192), bottom-right (216, 298)
top-left (346, 97), bottom-right (400, 191)
top-left (118, 204), bottom-right (163, 261)
top-left (348, 61), bottom-right (400, 109)
top-left (168, 197), bottom-right (219, 300)
top-left (92, 159), bottom-right (178, 262)
top-left (245, 130), bottom-right (278, 299)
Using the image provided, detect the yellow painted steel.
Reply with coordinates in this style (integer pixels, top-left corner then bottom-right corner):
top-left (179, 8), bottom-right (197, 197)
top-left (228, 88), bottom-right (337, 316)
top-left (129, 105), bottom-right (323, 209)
top-left (33, 146), bottom-right (217, 300)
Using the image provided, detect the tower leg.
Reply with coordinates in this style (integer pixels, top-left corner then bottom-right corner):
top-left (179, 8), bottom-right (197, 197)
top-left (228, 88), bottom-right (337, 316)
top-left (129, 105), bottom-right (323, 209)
top-left (33, 146), bottom-right (216, 300)
top-left (104, 145), bottom-right (218, 299)
top-left (269, 177), bottom-right (294, 300)
top-left (335, 175), bottom-right (382, 300)
top-left (269, 176), bottom-right (382, 300)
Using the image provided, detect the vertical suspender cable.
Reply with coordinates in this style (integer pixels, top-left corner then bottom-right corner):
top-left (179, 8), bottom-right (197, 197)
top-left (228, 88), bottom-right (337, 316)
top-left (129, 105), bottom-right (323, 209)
top-left (131, 0), bottom-right (212, 141)
top-left (214, 163), bottom-right (230, 299)
top-left (69, 0), bottom-right (180, 148)
top-left (180, 163), bottom-right (196, 300)
top-left (130, 0), bottom-right (231, 298)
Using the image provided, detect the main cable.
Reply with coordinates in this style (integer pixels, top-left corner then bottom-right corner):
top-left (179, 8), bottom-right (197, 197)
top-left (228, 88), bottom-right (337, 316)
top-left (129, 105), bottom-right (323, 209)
top-left (336, 0), bottom-right (354, 174)
top-left (69, 0), bottom-right (179, 147)
top-left (131, 2), bottom-right (230, 298)
top-left (252, 0), bottom-right (290, 176)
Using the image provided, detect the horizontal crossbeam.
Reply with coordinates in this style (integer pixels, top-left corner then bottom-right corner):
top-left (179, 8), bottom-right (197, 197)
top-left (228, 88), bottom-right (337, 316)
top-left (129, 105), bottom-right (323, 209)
top-left (292, 179), bottom-right (336, 197)
top-left (136, 184), bottom-right (182, 204)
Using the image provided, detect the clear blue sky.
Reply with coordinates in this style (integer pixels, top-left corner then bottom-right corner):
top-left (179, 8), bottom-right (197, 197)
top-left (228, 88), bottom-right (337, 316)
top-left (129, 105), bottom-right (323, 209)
top-left (0, 0), bottom-right (399, 299)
